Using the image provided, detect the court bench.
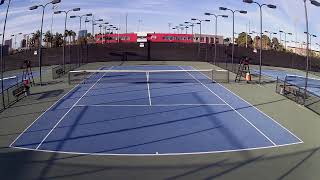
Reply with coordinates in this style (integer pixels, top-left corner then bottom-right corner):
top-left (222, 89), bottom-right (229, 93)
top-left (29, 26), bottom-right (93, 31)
top-left (279, 84), bottom-right (305, 103)
top-left (12, 85), bottom-right (25, 97)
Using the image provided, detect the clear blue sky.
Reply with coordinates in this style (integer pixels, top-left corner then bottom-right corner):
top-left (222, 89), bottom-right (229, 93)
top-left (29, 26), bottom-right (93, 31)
top-left (0, 0), bottom-right (319, 49)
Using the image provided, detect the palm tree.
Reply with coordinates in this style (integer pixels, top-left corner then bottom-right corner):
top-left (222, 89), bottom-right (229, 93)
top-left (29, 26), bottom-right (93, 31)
top-left (43, 31), bottom-right (53, 48)
top-left (29, 30), bottom-right (41, 48)
top-left (70, 30), bottom-right (76, 44)
top-left (53, 33), bottom-right (64, 47)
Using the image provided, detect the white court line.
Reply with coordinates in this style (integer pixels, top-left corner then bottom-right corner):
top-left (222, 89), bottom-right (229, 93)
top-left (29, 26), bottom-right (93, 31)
top-left (287, 74), bottom-right (320, 81)
top-left (0, 76), bottom-right (17, 81)
top-left (75, 104), bottom-right (228, 107)
top-left (35, 66), bottom-right (114, 150)
top-left (190, 66), bottom-right (304, 143)
top-left (179, 66), bottom-right (277, 146)
top-left (146, 72), bottom-right (152, 106)
top-left (10, 141), bottom-right (303, 157)
top-left (9, 66), bottom-right (107, 148)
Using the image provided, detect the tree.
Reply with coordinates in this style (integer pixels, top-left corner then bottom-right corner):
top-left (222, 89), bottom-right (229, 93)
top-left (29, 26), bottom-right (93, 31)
top-left (52, 33), bottom-right (64, 47)
top-left (271, 37), bottom-right (285, 51)
top-left (43, 31), bottom-right (53, 48)
top-left (253, 35), bottom-right (271, 50)
top-left (261, 35), bottom-right (271, 49)
top-left (29, 30), bottom-right (41, 48)
top-left (64, 30), bottom-right (71, 45)
top-left (70, 30), bottom-right (76, 44)
top-left (235, 32), bottom-right (252, 47)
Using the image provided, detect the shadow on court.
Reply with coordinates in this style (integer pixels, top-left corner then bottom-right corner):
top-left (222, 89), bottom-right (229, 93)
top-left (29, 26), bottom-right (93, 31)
top-left (0, 146), bottom-right (319, 179)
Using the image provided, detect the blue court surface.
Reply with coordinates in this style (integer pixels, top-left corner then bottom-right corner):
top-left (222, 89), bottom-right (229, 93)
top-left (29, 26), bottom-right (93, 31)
top-left (10, 66), bottom-right (302, 155)
top-left (253, 69), bottom-right (320, 97)
top-left (1, 68), bottom-right (48, 92)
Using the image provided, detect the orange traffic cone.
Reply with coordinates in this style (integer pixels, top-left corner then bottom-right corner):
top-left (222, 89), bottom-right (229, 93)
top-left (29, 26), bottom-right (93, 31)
top-left (245, 73), bottom-right (251, 82)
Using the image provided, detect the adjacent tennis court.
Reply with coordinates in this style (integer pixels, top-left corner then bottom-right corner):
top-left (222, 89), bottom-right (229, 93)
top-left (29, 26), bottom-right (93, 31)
top-left (253, 69), bottom-right (320, 97)
top-left (10, 65), bottom-right (302, 155)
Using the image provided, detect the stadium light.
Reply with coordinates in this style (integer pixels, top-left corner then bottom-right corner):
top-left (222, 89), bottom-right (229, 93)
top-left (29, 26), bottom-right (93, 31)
top-left (54, 8), bottom-right (81, 73)
top-left (0, 0), bottom-right (13, 107)
top-left (279, 30), bottom-right (293, 50)
top-left (191, 18), bottom-right (211, 55)
top-left (219, 6), bottom-right (247, 72)
top-left (29, 0), bottom-right (61, 85)
top-left (185, 22), bottom-right (196, 35)
top-left (243, 0), bottom-right (276, 84)
top-left (297, 0), bottom-right (320, 98)
top-left (70, 13), bottom-right (92, 30)
top-left (264, 30), bottom-right (277, 41)
top-left (205, 12), bottom-right (228, 64)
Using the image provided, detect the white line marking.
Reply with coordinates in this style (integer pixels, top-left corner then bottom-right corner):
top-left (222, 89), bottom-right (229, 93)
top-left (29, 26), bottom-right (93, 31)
top-left (191, 66), bottom-right (303, 143)
top-left (287, 74), bottom-right (320, 81)
top-left (146, 72), bottom-right (152, 106)
top-left (75, 104), bottom-right (228, 107)
top-left (70, 69), bottom-right (223, 74)
top-left (0, 76), bottom-right (17, 81)
top-left (10, 141), bottom-right (303, 157)
top-left (35, 66), bottom-right (114, 150)
top-left (179, 66), bottom-right (277, 146)
top-left (9, 66), bottom-right (107, 148)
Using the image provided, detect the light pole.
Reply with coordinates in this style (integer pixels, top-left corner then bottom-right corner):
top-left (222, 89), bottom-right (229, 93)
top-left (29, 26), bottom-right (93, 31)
top-left (70, 13), bottom-right (92, 67)
top-left (302, 0), bottom-right (320, 104)
top-left (205, 13), bottom-right (228, 64)
top-left (191, 18), bottom-right (210, 43)
top-left (172, 27), bottom-right (177, 34)
top-left (168, 23), bottom-right (172, 33)
top-left (24, 33), bottom-right (35, 49)
top-left (179, 24), bottom-right (185, 34)
top-left (264, 31), bottom-right (277, 40)
top-left (1, 0), bottom-right (12, 107)
top-left (279, 30), bottom-right (292, 50)
top-left (70, 13), bottom-right (92, 32)
top-left (54, 7), bottom-right (81, 73)
top-left (264, 31), bottom-right (277, 49)
top-left (243, 0), bottom-right (276, 84)
top-left (191, 18), bottom-right (210, 56)
top-left (86, 16), bottom-right (103, 37)
top-left (29, 0), bottom-right (61, 85)
top-left (50, 4), bottom-right (58, 40)
top-left (185, 26), bottom-right (189, 34)
top-left (219, 7), bottom-right (247, 72)
top-left (304, 32), bottom-right (317, 71)
top-left (304, 32), bottom-right (317, 50)
top-left (185, 22), bottom-right (195, 35)
top-left (101, 22), bottom-right (109, 44)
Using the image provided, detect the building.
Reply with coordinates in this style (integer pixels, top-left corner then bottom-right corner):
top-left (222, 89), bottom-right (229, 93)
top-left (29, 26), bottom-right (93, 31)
top-left (193, 34), bottom-right (224, 44)
top-left (95, 32), bottom-right (225, 44)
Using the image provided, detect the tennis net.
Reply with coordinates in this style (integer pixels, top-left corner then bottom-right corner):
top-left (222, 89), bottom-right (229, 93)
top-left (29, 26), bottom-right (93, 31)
top-left (68, 69), bottom-right (229, 85)
top-left (0, 76), bottom-right (19, 91)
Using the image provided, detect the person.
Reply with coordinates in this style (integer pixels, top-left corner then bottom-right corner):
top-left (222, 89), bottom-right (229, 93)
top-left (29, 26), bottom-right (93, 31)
top-left (23, 78), bottom-right (31, 96)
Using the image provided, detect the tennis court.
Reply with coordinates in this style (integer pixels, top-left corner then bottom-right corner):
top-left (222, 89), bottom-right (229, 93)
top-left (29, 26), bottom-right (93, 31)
top-left (253, 69), bottom-right (320, 97)
top-left (10, 65), bottom-right (302, 155)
